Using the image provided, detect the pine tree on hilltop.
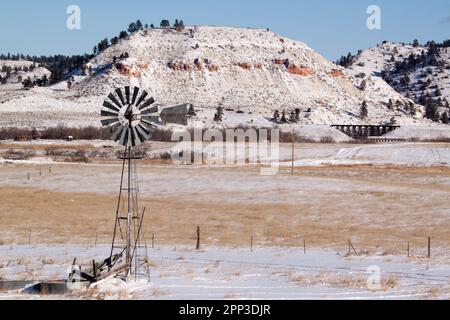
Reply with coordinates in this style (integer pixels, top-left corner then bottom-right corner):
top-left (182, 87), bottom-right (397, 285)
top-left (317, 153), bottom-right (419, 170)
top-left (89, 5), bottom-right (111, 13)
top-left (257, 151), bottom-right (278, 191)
top-left (160, 19), bottom-right (170, 28)
top-left (174, 19), bottom-right (185, 31)
top-left (360, 101), bottom-right (368, 119)
top-left (110, 36), bottom-right (119, 45)
top-left (119, 31), bottom-right (128, 39)
top-left (136, 20), bottom-right (143, 31)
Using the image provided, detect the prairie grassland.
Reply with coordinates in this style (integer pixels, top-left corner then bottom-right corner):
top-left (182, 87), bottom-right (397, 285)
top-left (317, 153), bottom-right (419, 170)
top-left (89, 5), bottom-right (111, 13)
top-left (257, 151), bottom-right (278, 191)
top-left (0, 161), bottom-right (449, 256)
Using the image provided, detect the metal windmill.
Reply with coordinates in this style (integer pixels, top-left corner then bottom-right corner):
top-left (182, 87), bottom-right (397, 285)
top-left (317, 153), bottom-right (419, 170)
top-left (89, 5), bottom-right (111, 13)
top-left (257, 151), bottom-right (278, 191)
top-left (98, 85), bottom-right (187, 282)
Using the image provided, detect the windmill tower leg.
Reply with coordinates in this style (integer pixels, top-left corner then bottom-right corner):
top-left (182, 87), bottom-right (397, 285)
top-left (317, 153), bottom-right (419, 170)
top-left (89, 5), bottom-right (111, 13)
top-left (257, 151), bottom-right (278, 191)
top-left (126, 146), bottom-right (133, 280)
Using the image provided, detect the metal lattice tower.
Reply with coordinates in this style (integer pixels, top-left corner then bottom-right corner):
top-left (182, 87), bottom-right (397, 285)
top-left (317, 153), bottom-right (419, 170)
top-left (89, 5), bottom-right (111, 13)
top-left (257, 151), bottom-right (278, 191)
top-left (110, 146), bottom-right (149, 281)
top-left (98, 86), bottom-right (187, 283)
top-left (100, 85), bottom-right (160, 282)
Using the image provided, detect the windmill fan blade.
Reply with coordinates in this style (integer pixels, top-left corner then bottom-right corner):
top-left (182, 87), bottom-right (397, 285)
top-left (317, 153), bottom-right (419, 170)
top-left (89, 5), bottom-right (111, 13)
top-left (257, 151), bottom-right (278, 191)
top-left (125, 86), bottom-right (130, 104)
top-left (115, 88), bottom-right (125, 106)
top-left (101, 118), bottom-right (119, 127)
top-left (108, 93), bottom-right (123, 110)
top-left (141, 117), bottom-right (160, 128)
top-left (130, 127), bottom-right (141, 147)
top-left (132, 87), bottom-right (139, 105)
top-left (135, 91), bottom-right (148, 107)
top-left (141, 106), bottom-right (158, 115)
top-left (111, 126), bottom-right (124, 141)
top-left (103, 101), bottom-right (120, 113)
top-left (138, 97), bottom-right (155, 111)
top-left (101, 110), bottom-right (119, 117)
top-left (109, 122), bottom-right (122, 134)
top-left (136, 123), bottom-right (151, 141)
top-left (119, 127), bottom-right (129, 146)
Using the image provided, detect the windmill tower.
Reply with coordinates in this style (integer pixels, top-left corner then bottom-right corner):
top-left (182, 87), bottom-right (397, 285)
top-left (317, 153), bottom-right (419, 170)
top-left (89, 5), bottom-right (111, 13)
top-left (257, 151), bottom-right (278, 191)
top-left (99, 86), bottom-right (187, 280)
top-left (66, 87), bottom-right (187, 285)
top-left (100, 86), bottom-right (161, 282)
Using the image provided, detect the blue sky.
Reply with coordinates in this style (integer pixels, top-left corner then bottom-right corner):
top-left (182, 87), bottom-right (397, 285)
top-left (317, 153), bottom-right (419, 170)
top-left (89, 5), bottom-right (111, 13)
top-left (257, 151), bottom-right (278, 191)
top-left (0, 0), bottom-right (449, 60)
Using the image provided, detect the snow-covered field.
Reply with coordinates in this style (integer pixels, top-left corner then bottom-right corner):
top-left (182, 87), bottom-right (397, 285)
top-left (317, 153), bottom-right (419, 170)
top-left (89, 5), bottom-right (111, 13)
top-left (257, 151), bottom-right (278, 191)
top-left (1, 244), bottom-right (449, 300)
top-left (0, 141), bottom-right (449, 299)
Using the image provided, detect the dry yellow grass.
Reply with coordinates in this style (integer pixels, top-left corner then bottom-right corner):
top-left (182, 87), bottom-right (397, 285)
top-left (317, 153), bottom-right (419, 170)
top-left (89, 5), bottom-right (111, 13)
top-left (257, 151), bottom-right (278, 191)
top-left (0, 162), bottom-right (449, 256)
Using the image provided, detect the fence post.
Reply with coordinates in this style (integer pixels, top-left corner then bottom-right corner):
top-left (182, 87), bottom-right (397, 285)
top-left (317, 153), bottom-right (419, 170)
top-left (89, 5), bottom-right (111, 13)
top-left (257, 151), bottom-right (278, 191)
top-left (291, 129), bottom-right (295, 176)
top-left (92, 260), bottom-right (97, 279)
top-left (303, 238), bottom-right (306, 254)
top-left (251, 236), bottom-right (253, 252)
top-left (407, 241), bottom-right (410, 258)
top-left (152, 233), bottom-right (154, 249)
top-left (196, 226), bottom-right (200, 250)
top-left (428, 237), bottom-right (431, 258)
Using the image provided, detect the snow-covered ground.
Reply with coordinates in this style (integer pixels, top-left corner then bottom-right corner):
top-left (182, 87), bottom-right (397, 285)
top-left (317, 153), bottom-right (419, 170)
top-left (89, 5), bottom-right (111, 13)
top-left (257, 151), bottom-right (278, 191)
top-left (347, 41), bottom-right (450, 110)
top-left (0, 27), bottom-right (438, 129)
top-left (1, 245), bottom-right (449, 300)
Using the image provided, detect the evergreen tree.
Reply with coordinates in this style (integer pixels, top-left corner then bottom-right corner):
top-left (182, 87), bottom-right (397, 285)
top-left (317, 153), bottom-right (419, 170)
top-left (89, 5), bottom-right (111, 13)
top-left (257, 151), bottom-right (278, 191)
top-left (216, 106), bottom-right (224, 117)
top-left (119, 31), bottom-right (128, 39)
top-left (135, 20), bottom-right (143, 31)
top-left (110, 36), bottom-right (119, 45)
top-left (22, 76), bottom-right (33, 89)
top-left (150, 24), bottom-right (155, 29)
top-left (441, 111), bottom-right (449, 124)
top-left (360, 101), bottom-right (368, 119)
top-left (412, 39), bottom-right (420, 47)
top-left (280, 110), bottom-right (288, 123)
top-left (187, 104), bottom-right (196, 117)
top-left (389, 116), bottom-right (398, 126)
top-left (128, 22), bottom-right (137, 33)
top-left (425, 104), bottom-right (439, 122)
top-left (41, 74), bottom-right (48, 86)
top-left (174, 19), bottom-right (185, 31)
top-left (97, 38), bottom-right (109, 52)
top-left (160, 19), bottom-right (170, 28)
top-left (214, 106), bottom-right (223, 122)
top-left (295, 108), bottom-right (300, 121)
top-left (273, 110), bottom-right (280, 122)
top-left (289, 110), bottom-right (297, 123)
